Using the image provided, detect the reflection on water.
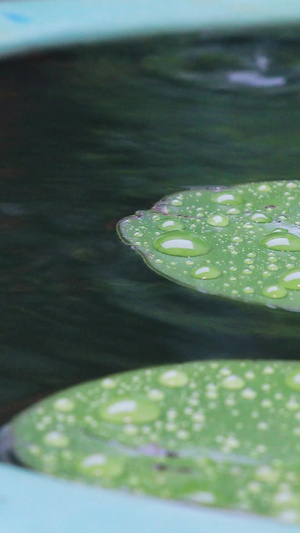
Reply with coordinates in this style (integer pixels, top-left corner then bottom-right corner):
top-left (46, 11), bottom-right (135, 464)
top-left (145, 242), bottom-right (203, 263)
top-left (0, 31), bottom-right (300, 424)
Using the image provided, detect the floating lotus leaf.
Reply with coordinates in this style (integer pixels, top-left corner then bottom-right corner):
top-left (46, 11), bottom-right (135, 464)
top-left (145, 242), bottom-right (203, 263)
top-left (9, 361), bottom-right (300, 525)
top-left (118, 180), bottom-right (300, 311)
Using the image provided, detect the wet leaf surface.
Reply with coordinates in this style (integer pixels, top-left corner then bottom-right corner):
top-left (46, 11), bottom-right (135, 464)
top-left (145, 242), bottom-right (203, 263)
top-left (10, 360), bottom-right (300, 525)
top-left (119, 180), bottom-right (300, 311)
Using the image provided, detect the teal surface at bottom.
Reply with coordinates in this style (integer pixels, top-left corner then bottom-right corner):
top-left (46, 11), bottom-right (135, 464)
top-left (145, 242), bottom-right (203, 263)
top-left (0, 464), bottom-right (299, 533)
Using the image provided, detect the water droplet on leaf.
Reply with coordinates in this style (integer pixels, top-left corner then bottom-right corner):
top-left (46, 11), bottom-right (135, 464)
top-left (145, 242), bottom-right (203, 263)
top-left (79, 454), bottom-right (125, 478)
top-left (250, 212), bottom-right (272, 223)
top-left (154, 231), bottom-right (211, 257)
top-left (286, 371), bottom-right (300, 391)
top-left (221, 375), bottom-right (245, 390)
top-left (191, 265), bottom-right (222, 280)
top-left (44, 431), bottom-right (69, 448)
top-left (227, 208), bottom-right (241, 215)
top-left (257, 184), bottom-right (271, 192)
top-left (54, 398), bottom-right (74, 412)
top-left (260, 234), bottom-right (300, 252)
top-left (158, 369), bottom-right (188, 388)
top-left (262, 285), bottom-right (287, 299)
top-left (212, 191), bottom-right (244, 206)
top-left (171, 199), bottom-right (183, 206)
top-left (206, 214), bottom-right (229, 227)
top-left (280, 269), bottom-right (300, 290)
top-left (99, 398), bottom-right (160, 424)
top-left (157, 218), bottom-right (185, 231)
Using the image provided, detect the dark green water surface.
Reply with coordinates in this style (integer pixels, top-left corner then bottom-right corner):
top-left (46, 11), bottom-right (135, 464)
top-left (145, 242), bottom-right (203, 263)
top-left (1, 31), bottom-right (300, 424)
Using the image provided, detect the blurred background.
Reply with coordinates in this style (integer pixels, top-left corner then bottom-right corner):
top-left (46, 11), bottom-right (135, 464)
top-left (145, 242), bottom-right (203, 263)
top-left (1, 28), bottom-right (300, 426)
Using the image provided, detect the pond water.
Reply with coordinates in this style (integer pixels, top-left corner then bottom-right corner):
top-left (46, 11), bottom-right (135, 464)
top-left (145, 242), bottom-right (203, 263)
top-left (1, 30), bottom-right (300, 425)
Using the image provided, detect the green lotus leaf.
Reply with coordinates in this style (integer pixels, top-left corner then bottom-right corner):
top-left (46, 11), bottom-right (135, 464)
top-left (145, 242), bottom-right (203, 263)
top-left (9, 360), bottom-right (300, 525)
top-left (118, 180), bottom-right (300, 311)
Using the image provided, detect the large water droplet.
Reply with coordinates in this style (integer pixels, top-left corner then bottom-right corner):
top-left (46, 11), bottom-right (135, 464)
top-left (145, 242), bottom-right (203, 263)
top-left (79, 454), bottom-right (125, 478)
top-left (262, 285), bottom-right (287, 299)
top-left (44, 431), bottom-right (69, 448)
top-left (255, 466), bottom-right (279, 483)
top-left (171, 198), bottom-right (183, 206)
top-left (154, 231), bottom-right (211, 257)
top-left (260, 233), bottom-right (300, 252)
top-left (186, 492), bottom-right (216, 505)
top-left (241, 388), bottom-right (257, 399)
top-left (101, 378), bottom-right (117, 389)
top-left (212, 191), bottom-right (244, 206)
top-left (226, 207), bottom-right (241, 215)
top-left (191, 265), bottom-right (222, 280)
top-left (271, 228), bottom-right (288, 234)
top-left (99, 398), bottom-right (160, 424)
top-left (158, 369), bottom-right (188, 388)
top-left (267, 263), bottom-right (279, 271)
top-left (280, 269), bottom-right (300, 290)
top-left (257, 184), bottom-right (271, 192)
top-left (207, 214), bottom-right (229, 227)
top-left (147, 389), bottom-right (165, 401)
top-left (54, 398), bottom-right (75, 412)
top-left (243, 287), bottom-right (254, 294)
top-left (250, 212), bottom-right (272, 223)
top-left (286, 371), bottom-right (300, 391)
top-left (221, 375), bottom-right (245, 390)
top-left (157, 218), bottom-right (185, 232)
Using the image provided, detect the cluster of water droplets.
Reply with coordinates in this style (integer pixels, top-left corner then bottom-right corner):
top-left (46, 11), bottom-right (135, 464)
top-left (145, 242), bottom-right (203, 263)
top-left (119, 180), bottom-right (300, 309)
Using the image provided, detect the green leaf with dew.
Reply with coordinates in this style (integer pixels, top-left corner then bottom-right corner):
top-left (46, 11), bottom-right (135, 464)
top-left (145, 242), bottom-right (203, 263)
top-left (9, 360), bottom-right (300, 525)
top-left (118, 180), bottom-right (300, 311)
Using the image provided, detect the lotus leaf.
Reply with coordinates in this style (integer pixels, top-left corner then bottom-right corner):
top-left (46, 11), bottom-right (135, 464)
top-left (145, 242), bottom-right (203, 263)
top-left (9, 360), bottom-right (300, 525)
top-left (118, 180), bottom-right (300, 311)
